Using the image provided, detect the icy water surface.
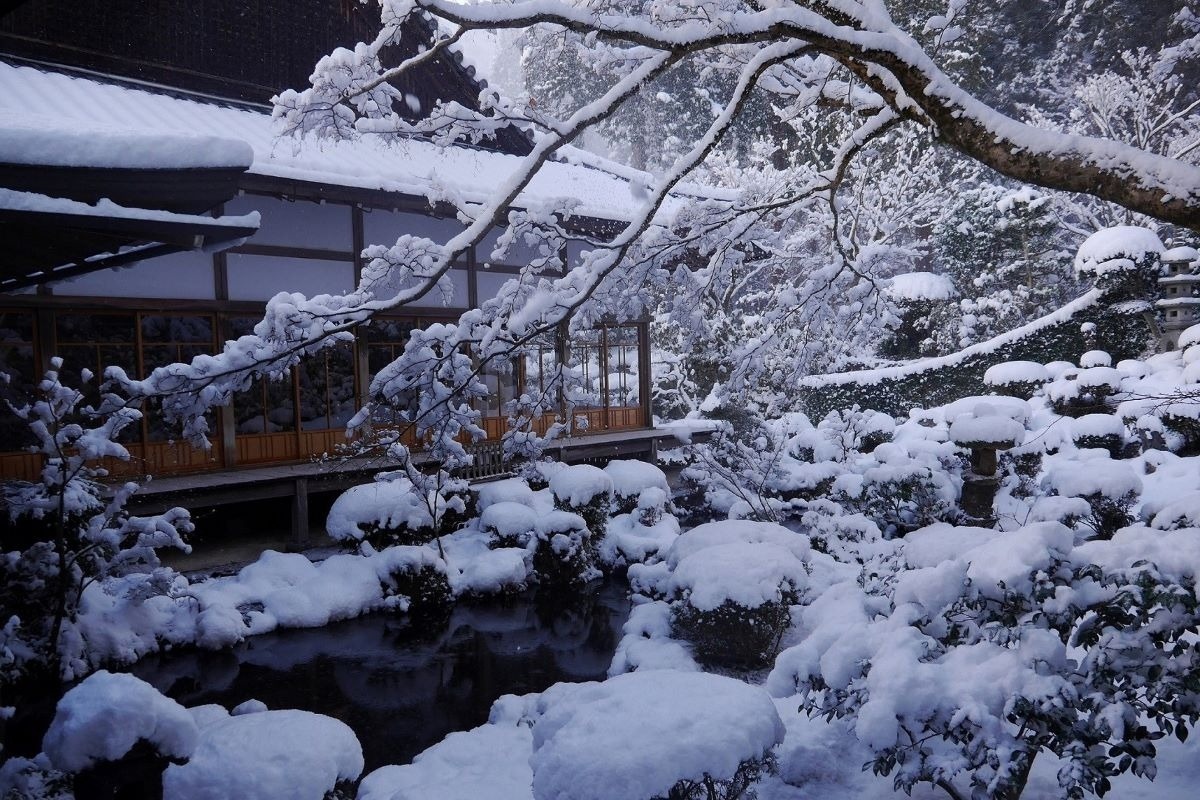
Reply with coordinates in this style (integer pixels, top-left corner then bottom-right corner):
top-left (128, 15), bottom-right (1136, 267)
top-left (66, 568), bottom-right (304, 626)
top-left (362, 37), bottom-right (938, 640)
top-left (130, 581), bottom-right (630, 773)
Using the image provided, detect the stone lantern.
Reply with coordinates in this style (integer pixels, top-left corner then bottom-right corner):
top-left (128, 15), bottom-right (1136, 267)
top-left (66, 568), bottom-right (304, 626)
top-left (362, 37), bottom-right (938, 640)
top-left (949, 404), bottom-right (1025, 526)
top-left (1157, 246), bottom-right (1200, 350)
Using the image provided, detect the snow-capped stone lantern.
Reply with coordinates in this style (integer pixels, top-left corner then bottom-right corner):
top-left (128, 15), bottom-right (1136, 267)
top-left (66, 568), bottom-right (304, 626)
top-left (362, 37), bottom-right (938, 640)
top-left (950, 404), bottom-right (1025, 525)
top-left (1156, 245), bottom-right (1200, 350)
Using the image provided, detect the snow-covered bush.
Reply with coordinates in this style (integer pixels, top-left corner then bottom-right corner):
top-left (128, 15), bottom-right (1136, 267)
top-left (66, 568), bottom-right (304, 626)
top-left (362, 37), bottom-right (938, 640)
top-left (480, 501), bottom-right (539, 549)
top-left (0, 363), bottom-right (192, 684)
top-left (549, 464), bottom-right (615, 540)
top-left (532, 510), bottom-right (598, 589)
top-left (667, 537), bottom-right (806, 668)
top-left (599, 488), bottom-right (680, 570)
top-left (163, 706), bottom-right (363, 800)
top-left (818, 406), bottom-right (895, 459)
top-left (523, 671), bottom-right (784, 800)
top-left (376, 546), bottom-right (454, 623)
top-left (661, 521), bottom-right (827, 668)
top-left (326, 475), bottom-right (439, 547)
top-left (603, 460), bottom-right (671, 514)
top-left (1161, 402), bottom-right (1200, 455)
top-left (983, 360), bottom-right (1051, 400)
top-left (769, 521), bottom-right (1200, 800)
top-left (1047, 366), bottom-right (1124, 418)
top-left (838, 463), bottom-right (959, 538)
top-left (1043, 459), bottom-right (1142, 539)
top-left (1071, 413), bottom-right (1127, 457)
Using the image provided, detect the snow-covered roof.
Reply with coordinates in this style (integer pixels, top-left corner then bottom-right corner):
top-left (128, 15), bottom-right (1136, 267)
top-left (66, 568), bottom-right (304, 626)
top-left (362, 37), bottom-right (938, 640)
top-left (885, 271), bottom-right (957, 302)
top-left (1162, 246), bottom-right (1199, 263)
top-left (0, 121), bottom-right (252, 170)
top-left (0, 60), bottom-right (714, 222)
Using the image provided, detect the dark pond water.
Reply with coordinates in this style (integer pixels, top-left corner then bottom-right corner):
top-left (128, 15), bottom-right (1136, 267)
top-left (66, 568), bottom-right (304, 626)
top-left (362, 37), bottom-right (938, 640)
top-left (128, 581), bottom-right (630, 773)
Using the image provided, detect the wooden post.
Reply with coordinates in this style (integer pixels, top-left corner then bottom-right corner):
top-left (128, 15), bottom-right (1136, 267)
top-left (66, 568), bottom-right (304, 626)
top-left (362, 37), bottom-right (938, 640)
top-left (291, 477), bottom-right (310, 550)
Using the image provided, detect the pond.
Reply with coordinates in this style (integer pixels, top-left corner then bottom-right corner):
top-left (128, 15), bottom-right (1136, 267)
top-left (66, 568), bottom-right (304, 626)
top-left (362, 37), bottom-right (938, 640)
top-left (126, 580), bottom-right (631, 774)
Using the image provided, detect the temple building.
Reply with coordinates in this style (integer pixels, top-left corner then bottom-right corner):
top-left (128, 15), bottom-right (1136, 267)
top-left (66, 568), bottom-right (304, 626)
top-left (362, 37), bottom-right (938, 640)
top-left (0, 0), bottom-right (668, 536)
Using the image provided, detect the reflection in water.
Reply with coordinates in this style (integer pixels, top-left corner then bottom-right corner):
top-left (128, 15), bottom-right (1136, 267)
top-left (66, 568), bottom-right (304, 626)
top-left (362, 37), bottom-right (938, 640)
top-left (131, 581), bottom-right (630, 772)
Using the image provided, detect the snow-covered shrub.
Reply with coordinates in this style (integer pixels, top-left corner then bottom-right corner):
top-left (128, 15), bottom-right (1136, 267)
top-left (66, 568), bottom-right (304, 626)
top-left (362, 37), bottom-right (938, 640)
top-left (1043, 459), bottom-right (1142, 539)
top-left (480, 501), bottom-right (539, 549)
top-left (1071, 413), bottom-right (1127, 457)
top-left (326, 476), bottom-right (440, 547)
top-left (818, 406), bottom-right (895, 459)
top-left (1046, 366), bottom-right (1124, 417)
top-left (376, 547), bottom-right (453, 623)
top-left (549, 464), bottom-right (615, 540)
top-left (661, 521), bottom-right (828, 668)
top-left (532, 510), bottom-right (598, 589)
top-left (1161, 402), bottom-right (1200, 455)
top-left (769, 521), bottom-right (1200, 800)
top-left (599, 488), bottom-right (680, 569)
top-left (0, 755), bottom-right (72, 800)
top-left (983, 360), bottom-right (1050, 400)
top-left (838, 463), bottom-right (958, 538)
top-left (42, 670), bottom-right (197, 782)
top-left (603, 459), bottom-right (671, 514)
top-left (524, 670), bottom-right (784, 800)
top-left (163, 706), bottom-right (363, 800)
top-left (796, 499), bottom-right (885, 562)
top-left (0, 363), bottom-right (191, 684)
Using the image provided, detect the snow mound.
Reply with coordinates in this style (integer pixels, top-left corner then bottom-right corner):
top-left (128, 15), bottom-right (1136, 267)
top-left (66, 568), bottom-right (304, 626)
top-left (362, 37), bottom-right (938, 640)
top-left (1074, 226), bottom-right (1164, 275)
top-left (326, 477), bottom-right (434, 541)
top-left (670, 541), bottom-right (807, 610)
top-left (162, 709), bottom-right (363, 800)
top-left (42, 671), bottom-right (198, 772)
top-left (603, 460), bottom-right (670, 501)
top-left (666, 519), bottom-right (810, 567)
top-left (549, 464), bottom-right (614, 507)
top-left (529, 671), bottom-right (784, 800)
top-left (983, 360), bottom-right (1049, 386)
top-left (885, 271), bottom-right (957, 301)
top-left (1045, 459), bottom-right (1142, 499)
top-left (358, 723), bottom-right (533, 800)
top-left (480, 502), bottom-right (539, 539)
top-left (1080, 350), bottom-right (1113, 368)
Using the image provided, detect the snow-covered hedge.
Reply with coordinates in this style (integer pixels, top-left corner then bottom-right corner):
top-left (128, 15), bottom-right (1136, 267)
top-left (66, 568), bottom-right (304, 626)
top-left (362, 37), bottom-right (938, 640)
top-left (799, 289), bottom-right (1154, 419)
